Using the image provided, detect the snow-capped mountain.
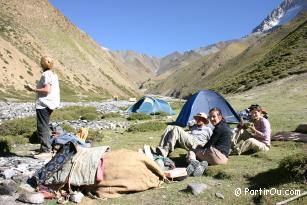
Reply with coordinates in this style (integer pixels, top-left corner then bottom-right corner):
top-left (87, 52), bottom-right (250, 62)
top-left (252, 0), bottom-right (307, 33)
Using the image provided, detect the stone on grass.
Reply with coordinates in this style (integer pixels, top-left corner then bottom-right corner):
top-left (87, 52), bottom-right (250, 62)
top-left (0, 181), bottom-right (17, 195)
top-left (295, 124), bottom-right (307, 134)
top-left (18, 192), bottom-right (44, 204)
top-left (19, 183), bottom-right (36, 193)
top-left (215, 192), bottom-right (224, 199)
top-left (70, 192), bottom-right (84, 203)
top-left (187, 183), bottom-right (208, 195)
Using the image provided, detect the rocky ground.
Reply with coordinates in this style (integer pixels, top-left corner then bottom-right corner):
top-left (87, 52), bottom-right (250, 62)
top-left (0, 100), bottom-right (134, 204)
top-left (0, 98), bottom-right (181, 204)
top-left (0, 144), bottom-right (49, 204)
top-left (0, 100), bottom-right (133, 130)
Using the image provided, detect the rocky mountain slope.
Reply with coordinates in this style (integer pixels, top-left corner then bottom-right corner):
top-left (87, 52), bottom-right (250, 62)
top-left (0, 0), bottom-right (141, 101)
top-left (145, 39), bottom-right (252, 97)
top-left (110, 50), bottom-right (159, 83)
top-left (157, 41), bottom-right (233, 75)
top-left (147, 11), bottom-right (307, 98)
top-left (1, 0), bottom-right (306, 102)
top-left (252, 0), bottom-right (307, 33)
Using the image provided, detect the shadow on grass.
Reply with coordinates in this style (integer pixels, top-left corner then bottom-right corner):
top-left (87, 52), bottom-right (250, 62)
top-left (248, 152), bottom-right (307, 190)
top-left (247, 165), bottom-right (296, 204)
top-left (170, 154), bottom-right (188, 167)
top-left (247, 167), bottom-right (289, 190)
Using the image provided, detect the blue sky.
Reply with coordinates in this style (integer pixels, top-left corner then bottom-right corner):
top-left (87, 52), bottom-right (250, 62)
top-left (49, 0), bottom-right (283, 57)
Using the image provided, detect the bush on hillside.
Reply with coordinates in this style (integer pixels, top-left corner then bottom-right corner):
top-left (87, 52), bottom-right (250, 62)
top-left (61, 123), bottom-right (76, 133)
top-left (0, 135), bottom-right (29, 153)
top-left (51, 106), bottom-right (100, 121)
top-left (127, 113), bottom-right (151, 121)
top-left (150, 111), bottom-right (168, 117)
top-left (86, 129), bottom-right (104, 143)
top-left (118, 106), bottom-right (130, 111)
top-left (0, 117), bottom-right (36, 137)
top-left (127, 121), bottom-right (166, 132)
top-left (278, 153), bottom-right (307, 183)
top-left (170, 101), bottom-right (184, 110)
top-left (101, 112), bottom-right (121, 119)
top-left (80, 113), bottom-right (98, 121)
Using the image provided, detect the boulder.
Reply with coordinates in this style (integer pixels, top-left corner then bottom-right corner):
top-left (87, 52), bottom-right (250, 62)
top-left (295, 124), bottom-right (307, 134)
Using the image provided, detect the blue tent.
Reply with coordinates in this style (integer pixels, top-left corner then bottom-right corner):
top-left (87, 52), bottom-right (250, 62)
top-left (176, 90), bottom-right (240, 126)
top-left (127, 96), bottom-right (176, 115)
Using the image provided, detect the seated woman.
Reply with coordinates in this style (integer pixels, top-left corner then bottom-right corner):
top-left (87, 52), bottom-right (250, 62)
top-left (186, 108), bottom-right (232, 176)
top-left (234, 104), bottom-right (271, 155)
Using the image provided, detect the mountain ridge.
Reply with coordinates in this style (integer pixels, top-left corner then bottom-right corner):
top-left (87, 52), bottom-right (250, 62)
top-left (0, 0), bottom-right (140, 101)
top-left (252, 0), bottom-right (307, 33)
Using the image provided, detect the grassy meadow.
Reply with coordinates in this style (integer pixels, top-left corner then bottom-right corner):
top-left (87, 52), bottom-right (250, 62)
top-left (0, 74), bottom-right (306, 205)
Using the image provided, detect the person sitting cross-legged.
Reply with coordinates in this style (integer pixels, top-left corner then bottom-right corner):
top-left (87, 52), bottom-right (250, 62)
top-left (156, 113), bottom-right (213, 157)
top-left (233, 104), bottom-right (271, 155)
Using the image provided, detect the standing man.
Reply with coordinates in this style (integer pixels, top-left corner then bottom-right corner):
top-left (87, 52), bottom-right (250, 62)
top-left (157, 112), bottom-right (213, 157)
top-left (25, 56), bottom-right (60, 158)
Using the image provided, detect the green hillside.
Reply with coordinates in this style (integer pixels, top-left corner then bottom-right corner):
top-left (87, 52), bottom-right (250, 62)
top-left (213, 18), bottom-right (307, 94)
top-left (149, 12), bottom-right (307, 98)
top-left (0, 0), bottom-right (139, 101)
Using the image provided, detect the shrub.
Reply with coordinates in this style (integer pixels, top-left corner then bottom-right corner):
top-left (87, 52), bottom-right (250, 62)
top-left (0, 117), bottom-right (36, 137)
top-left (278, 153), bottom-right (307, 183)
top-left (127, 121), bottom-right (166, 132)
top-left (80, 113), bottom-right (97, 121)
top-left (86, 129), bottom-right (104, 143)
top-left (170, 101), bottom-right (184, 110)
top-left (118, 106), bottom-right (130, 111)
top-left (60, 123), bottom-right (75, 133)
top-left (27, 70), bottom-right (33, 76)
top-left (127, 113), bottom-right (151, 121)
top-left (101, 112), bottom-right (121, 119)
top-left (278, 73), bottom-right (289, 79)
top-left (52, 106), bottom-right (100, 121)
top-left (150, 112), bottom-right (168, 117)
top-left (0, 135), bottom-right (29, 153)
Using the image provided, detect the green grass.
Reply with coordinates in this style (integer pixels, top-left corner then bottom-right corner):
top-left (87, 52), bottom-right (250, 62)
top-left (0, 117), bottom-right (36, 136)
top-left (127, 112), bottom-right (152, 121)
top-left (227, 73), bottom-right (307, 133)
top-left (51, 106), bottom-right (101, 121)
top-left (101, 112), bottom-right (122, 120)
top-left (0, 117), bottom-right (36, 152)
top-left (41, 133), bottom-right (305, 205)
top-left (127, 121), bottom-right (167, 132)
top-left (215, 20), bottom-right (307, 94)
top-left (0, 99), bottom-right (305, 205)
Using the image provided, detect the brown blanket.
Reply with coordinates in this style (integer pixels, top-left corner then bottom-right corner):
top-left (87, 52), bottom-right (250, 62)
top-left (93, 149), bottom-right (165, 198)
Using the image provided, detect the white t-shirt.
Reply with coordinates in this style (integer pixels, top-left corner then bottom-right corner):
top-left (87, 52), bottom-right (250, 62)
top-left (35, 70), bottom-right (60, 110)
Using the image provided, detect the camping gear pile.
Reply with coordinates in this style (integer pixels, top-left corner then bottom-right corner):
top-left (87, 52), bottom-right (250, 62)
top-left (19, 124), bottom-right (172, 203)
